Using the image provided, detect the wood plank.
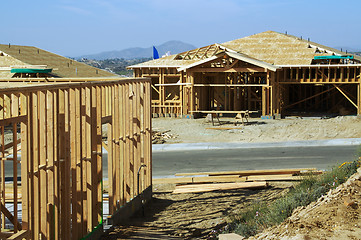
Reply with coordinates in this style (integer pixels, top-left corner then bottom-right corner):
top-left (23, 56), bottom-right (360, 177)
top-left (6, 230), bottom-right (29, 240)
top-left (64, 89), bottom-right (71, 239)
top-left (108, 85), bottom-right (114, 213)
top-left (96, 86), bottom-right (102, 224)
top-left (20, 93), bottom-right (29, 230)
top-left (175, 168), bottom-right (318, 177)
top-left (52, 90), bottom-right (59, 240)
top-left (86, 86), bottom-right (93, 232)
top-left (81, 87), bottom-right (88, 235)
top-left (75, 87), bottom-right (83, 238)
top-left (39, 90), bottom-right (47, 238)
top-left (69, 88), bottom-right (78, 238)
top-left (91, 86), bottom-right (98, 228)
top-left (0, 203), bottom-right (22, 230)
top-left (12, 122), bottom-right (18, 233)
top-left (46, 90), bottom-right (55, 240)
top-left (32, 92), bottom-right (39, 239)
top-left (113, 85), bottom-right (120, 208)
top-left (153, 175), bottom-right (247, 184)
top-left (123, 83), bottom-right (131, 202)
top-left (334, 84), bottom-right (358, 109)
top-left (173, 181), bottom-right (268, 194)
top-left (118, 84), bottom-right (125, 205)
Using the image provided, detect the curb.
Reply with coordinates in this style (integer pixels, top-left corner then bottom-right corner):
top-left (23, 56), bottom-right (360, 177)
top-left (152, 138), bottom-right (361, 152)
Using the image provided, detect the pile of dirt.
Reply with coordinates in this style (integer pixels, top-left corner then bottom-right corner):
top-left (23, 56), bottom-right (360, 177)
top-left (248, 168), bottom-right (361, 240)
top-left (152, 116), bottom-right (361, 144)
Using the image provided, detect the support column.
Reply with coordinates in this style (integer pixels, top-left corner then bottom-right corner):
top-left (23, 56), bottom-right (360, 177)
top-left (159, 68), bottom-right (165, 115)
top-left (357, 83), bottom-right (361, 117)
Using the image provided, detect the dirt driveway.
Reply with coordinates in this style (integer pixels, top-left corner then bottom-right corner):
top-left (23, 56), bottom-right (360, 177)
top-left (102, 182), bottom-right (294, 239)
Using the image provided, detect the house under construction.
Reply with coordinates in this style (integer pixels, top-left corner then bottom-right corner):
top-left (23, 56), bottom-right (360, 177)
top-left (0, 44), bottom-right (152, 239)
top-left (129, 31), bottom-right (361, 117)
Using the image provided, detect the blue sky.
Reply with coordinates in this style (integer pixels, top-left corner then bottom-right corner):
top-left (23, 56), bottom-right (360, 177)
top-left (1, 0), bottom-right (360, 57)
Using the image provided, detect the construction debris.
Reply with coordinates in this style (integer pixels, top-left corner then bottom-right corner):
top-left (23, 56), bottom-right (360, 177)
top-left (155, 168), bottom-right (323, 194)
top-left (152, 129), bottom-right (177, 144)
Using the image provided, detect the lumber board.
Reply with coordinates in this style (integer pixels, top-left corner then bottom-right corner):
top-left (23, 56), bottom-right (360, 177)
top-left (6, 230), bottom-right (30, 240)
top-left (173, 181), bottom-right (268, 194)
top-left (0, 203), bottom-right (22, 230)
top-left (39, 90), bottom-right (47, 237)
top-left (153, 175), bottom-right (247, 184)
top-left (175, 168), bottom-right (317, 177)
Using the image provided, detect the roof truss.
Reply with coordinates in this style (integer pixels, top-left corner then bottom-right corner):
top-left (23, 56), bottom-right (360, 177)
top-left (178, 52), bottom-right (278, 72)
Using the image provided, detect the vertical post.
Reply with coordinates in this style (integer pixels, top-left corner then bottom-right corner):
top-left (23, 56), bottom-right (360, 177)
top-left (32, 92), bottom-right (39, 239)
top-left (20, 93), bottom-right (29, 232)
top-left (11, 93), bottom-right (19, 233)
top-left (69, 88), bottom-right (78, 238)
top-left (39, 91), bottom-right (47, 238)
top-left (118, 84), bottom-right (125, 205)
top-left (189, 72), bottom-right (195, 114)
top-left (75, 88), bottom-right (83, 238)
top-left (358, 83), bottom-right (361, 116)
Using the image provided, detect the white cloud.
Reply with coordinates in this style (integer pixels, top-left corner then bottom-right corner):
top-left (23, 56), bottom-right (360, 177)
top-left (59, 5), bottom-right (93, 16)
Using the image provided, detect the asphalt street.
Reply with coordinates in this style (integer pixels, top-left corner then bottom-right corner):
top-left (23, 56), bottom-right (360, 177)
top-left (152, 145), bottom-right (360, 177)
top-left (4, 143), bottom-right (360, 180)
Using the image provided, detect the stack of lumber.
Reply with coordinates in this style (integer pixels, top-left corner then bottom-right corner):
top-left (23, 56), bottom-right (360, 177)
top-left (153, 168), bottom-right (323, 194)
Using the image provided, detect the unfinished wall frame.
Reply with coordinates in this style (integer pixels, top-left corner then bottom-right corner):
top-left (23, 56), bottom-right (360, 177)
top-left (133, 63), bottom-right (361, 117)
top-left (0, 77), bottom-right (152, 239)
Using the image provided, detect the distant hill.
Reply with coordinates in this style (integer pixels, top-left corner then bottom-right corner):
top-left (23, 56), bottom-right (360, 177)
top-left (77, 41), bottom-right (196, 60)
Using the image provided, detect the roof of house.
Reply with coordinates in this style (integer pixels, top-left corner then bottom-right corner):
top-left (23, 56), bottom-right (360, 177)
top-left (129, 31), bottom-right (361, 69)
top-left (0, 44), bottom-right (117, 78)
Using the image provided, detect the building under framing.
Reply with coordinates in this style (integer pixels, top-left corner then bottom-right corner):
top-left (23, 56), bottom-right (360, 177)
top-left (0, 45), bottom-right (153, 239)
top-left (129, 31), bottom-right (361, 117)
top-left (0, 44), bottom-right (116, 79)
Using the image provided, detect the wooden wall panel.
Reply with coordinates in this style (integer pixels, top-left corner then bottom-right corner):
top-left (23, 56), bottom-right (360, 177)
top-left (0, 78), bottom-right (152, 239)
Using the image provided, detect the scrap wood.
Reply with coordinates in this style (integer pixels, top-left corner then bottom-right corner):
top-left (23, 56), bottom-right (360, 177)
top-left (173, 181), bottom-right (268, 194)
top-left (153, 175), bottom-right (246, 185)
top-left (175, 168), bottom-right (318, 177)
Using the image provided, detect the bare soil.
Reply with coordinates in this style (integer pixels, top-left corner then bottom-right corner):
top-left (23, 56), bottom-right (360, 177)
top-left (249, 168), bottom-right (361, 240)
top-left (103, 182), bottom-right (294, 239)
top-left (152, 116), bottom-right (361, 144)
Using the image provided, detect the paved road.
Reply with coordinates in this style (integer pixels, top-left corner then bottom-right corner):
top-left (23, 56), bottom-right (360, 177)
top-left (152, 145), bottom-right (360, 177)
top-left (5, 144), bottom-right (360, 180)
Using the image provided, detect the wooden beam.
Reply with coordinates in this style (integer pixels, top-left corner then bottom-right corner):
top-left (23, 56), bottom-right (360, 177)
top-left (6, 230), bottom-right (29, 240)
top-left (188, 67), bottom-right (266, 73)
top-left (175, 168), bottom-right (317, 177)
top-left (283, 86), bottom-right (336, 109)
top-left (193, 84), bottom-right (267, 87)
top-left (153, 175), bottom-right (247, 184)
top-left (173, 181), bottom-right (268, 194)
top-left (0, 203), bottom-right (22, 230)
top-left (333, 84), bottom-right (358, 109)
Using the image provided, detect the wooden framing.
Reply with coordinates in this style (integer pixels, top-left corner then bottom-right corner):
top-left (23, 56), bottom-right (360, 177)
top-left (133, 57), bottom-right (361, 117)
top-left (0, 77), bottom-right (152, 239)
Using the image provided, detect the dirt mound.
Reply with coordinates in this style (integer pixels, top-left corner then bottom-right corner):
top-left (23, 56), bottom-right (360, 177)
top-left (249, 168), bottom-right (361, 240)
